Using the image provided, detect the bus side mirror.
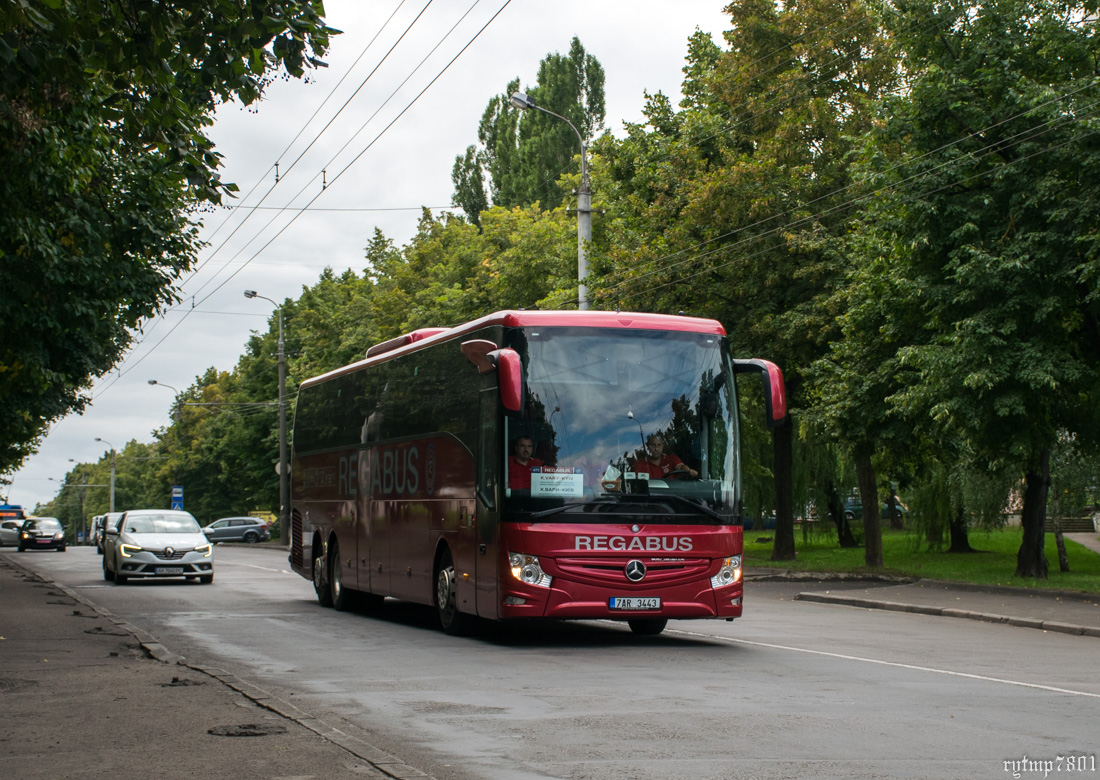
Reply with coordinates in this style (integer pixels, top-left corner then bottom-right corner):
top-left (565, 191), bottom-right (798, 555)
top-left (461, 340), bottom-right (523, 413)
top-left (495, 348), bottom-right (523, 413)
top-left (732, 359), bottom-right (787, 429)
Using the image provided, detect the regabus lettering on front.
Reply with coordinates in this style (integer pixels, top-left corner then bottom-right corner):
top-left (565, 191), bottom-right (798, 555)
top-left (574, 535), bottom-right (694, 552)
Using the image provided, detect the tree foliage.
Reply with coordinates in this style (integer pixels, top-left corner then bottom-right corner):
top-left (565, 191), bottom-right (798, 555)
top-left (452, 37), bottom-right (605, 221)
top-left (0, 0), bottom-right (334, 474)
top-left (834, 0), bottom-right (1100, 577)
top-left (596, 0), bottom-right (898, 560)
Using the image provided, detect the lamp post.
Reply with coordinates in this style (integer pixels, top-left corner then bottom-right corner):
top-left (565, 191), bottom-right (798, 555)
top-left (510, 91), bottom-right (592, 310)
top-left (244, 289), bottom-right (289, 546)
top-left (148, 380), bottom-right (181, 422)
top-left (94, 437), bottom-right (116, 513)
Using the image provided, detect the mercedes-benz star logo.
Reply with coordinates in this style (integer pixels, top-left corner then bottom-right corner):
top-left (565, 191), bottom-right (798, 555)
top-left (625, 560), bottom-right (646, 582)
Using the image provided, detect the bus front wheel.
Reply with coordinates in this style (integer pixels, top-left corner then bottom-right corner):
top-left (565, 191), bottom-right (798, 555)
top-left (628, 618), bottom-right (668, 636)
top-left (435, 549), bottom-right (474, 636)
top-left (313, 543), bottom-right (333, 608)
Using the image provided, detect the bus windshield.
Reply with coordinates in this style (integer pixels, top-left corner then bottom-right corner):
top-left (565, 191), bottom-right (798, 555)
top-left (503, 326), bottom-right (741, 524)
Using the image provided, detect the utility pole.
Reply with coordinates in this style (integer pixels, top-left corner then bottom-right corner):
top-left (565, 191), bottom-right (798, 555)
top-left (510, 91), bottom-right (592, 310)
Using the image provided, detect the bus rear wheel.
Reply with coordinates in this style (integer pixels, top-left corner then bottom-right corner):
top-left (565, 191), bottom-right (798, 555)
top-left (329, 540), bottom-right (352, 611)
top-left (628, 618), bottom-right (668, 636)
top-left (435, 549), bottom-right (474, 636)
top-left (313, 543), bottom-right (333, 608)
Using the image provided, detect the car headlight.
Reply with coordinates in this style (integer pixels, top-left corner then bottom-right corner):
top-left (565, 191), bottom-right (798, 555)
top-left (194, 543), bottom-right (212, 558)
top-left (54, 533), bottom-right (64, 540)
top-left (509, 552), bottom-right (552, 588)
top-left (119, 544), bottom-right (142, 558)
top-left (710, 555), bottom-right (742, 588)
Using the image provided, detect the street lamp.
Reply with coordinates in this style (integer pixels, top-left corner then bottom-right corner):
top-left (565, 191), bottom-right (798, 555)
top-left (95, 437), bottom-right (116, 513)
top-left (148, 380), bottom-right (181, 422)
top-left (244, 289), bottom-right (289, 546)
top-left (510, 90), bottom-right (592, 310)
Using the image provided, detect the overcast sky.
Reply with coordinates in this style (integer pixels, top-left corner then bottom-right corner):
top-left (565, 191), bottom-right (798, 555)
top-left (9, 0), bottom-right (734, 515)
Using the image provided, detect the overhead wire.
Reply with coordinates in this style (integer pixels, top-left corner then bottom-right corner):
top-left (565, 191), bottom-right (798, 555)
top-left (92, 0), bottom-right (513, 398)
top-left (600, 77), bottom-right (1100, 297)
top-left (610, 99), bottom-right (1100, 302)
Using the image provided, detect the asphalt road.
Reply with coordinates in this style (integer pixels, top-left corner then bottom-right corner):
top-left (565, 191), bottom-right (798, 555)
top-left (8, 545), bottom-right (1099, 780)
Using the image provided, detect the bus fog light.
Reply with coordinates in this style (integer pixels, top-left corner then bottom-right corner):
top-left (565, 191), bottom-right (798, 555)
top-left (710, 555), bottom-right (742, 588)
top-left (504, 596), bottom-right (526, 606)
top-left (509, 552), bottom-right (552, 588)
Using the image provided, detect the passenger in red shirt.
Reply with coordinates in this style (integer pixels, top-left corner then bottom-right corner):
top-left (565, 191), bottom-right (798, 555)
top-left (632, 434), bottom-right (697, 480)
top-left (508, 436), bottom-right (544, 490)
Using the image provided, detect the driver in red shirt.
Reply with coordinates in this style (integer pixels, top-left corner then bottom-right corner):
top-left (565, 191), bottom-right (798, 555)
top-left (632, 434), bottom-right (697, 480)
top-left (508, 435), bottom-right (544, 490)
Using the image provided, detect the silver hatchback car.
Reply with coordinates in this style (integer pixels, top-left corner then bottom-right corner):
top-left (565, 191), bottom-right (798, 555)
top-left (102, 509), bottom-right (214, 585)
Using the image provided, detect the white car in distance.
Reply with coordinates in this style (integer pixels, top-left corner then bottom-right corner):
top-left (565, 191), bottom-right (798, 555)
top-left (103, 509), bottom-right (214, 585)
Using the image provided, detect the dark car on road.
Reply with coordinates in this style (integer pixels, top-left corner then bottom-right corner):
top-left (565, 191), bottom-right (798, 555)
top-left (201, 516), bottom-right (271, 544)
top-left (843, 498), bottom-right (908, 523)
top-left (17, 517), bottom-right (66, 552)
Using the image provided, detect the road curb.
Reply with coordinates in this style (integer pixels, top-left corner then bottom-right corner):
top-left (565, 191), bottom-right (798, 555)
top-left (794, 591), bottom-right (1100, 638)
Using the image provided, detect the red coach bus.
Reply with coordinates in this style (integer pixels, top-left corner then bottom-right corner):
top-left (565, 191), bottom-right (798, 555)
top-left (290, 310), bottom-right (785, 636)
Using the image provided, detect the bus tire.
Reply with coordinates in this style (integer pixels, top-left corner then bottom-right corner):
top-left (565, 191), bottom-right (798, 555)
top-left (628, 618), bottom-right (668, 636)
top-left (313, 543), bottom-right (333, 608)
top-left (435, 548), bottom-right (474, 636)
top-left (329, 540), bottom-right (352, 611)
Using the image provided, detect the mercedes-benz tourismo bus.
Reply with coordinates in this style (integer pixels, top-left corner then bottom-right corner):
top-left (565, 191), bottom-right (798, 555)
top-left (290, 310), bottom-right (785, 636)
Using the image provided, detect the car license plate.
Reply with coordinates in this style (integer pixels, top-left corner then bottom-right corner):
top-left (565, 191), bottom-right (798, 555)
top-left (154, 567), bottom-right (184, 575)
top-left (609, 596), bottom-right (661, 610)
top-left (36, 539), bottom-right (52, 544)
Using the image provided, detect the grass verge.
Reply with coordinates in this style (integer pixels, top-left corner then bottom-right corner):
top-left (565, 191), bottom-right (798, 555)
top-left (743, 526), bottom-right (1100, 595)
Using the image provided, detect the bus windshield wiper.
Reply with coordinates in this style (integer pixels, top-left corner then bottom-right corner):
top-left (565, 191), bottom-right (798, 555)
top-left (529, 500), bottom-right (617, 519)
top-left (528, 495), bottom-right (724, 522)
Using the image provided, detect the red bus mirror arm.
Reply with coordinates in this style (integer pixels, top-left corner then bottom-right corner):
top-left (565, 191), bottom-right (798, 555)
top-left (732, 359), bottom-right (787, 429)
top-left (461, 340), bottom-right (524, 413)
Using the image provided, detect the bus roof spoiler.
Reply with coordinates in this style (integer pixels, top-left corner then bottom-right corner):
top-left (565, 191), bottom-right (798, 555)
top-left (732, 359), bottom-right (787, 429)
top-left (366, 328), bottom-right (449, 358)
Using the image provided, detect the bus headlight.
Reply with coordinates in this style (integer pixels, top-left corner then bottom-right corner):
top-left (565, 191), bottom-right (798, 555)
top-left (710, 555), bottom-right (742, 588)
top-left (119, 544), bottom-right (142, 558)
top-left (509, 552), bottom-right (552, 588)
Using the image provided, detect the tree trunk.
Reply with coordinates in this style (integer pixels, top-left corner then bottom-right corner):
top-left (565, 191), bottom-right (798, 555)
top-left (1054, 519), bottom-right (1070, 573)
top-left (1015, 450), bottom-right (1050, 579)
top-left (856, 454), bottom-right (882, 567)
top-left (825, 479), bottom-right (858, 548)
top-left (770, 420), bottom-right (796, 561)
top-left (947, 505), bottom-right (975, 553)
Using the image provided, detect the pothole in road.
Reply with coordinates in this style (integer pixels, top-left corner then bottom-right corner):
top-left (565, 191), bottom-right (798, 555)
top-left (161, 676), bottom-right (206, 687)
top-left (0, 679), bottom-right (41, 693)
top-left (207, 723), bottom-right (289, 737)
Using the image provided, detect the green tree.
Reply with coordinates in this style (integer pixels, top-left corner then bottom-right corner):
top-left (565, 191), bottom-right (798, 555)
top-left (453, 37), bottom-right (605, 219)
top-left (0, 0), bottom-right (334, 474)
top-left (596, 0), bottom-right (897, 561)
top-left (842, 0), bottom-right (1100, 578)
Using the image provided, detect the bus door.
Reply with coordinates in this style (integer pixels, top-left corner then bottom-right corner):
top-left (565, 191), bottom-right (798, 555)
top-left (474, 385), bottom-right (501, 618)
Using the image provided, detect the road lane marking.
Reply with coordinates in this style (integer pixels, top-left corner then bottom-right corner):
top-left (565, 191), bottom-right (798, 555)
top-left (669, 627), bottom-right (1100, 699)
top-left (215, 561), bottom-right (293, 574)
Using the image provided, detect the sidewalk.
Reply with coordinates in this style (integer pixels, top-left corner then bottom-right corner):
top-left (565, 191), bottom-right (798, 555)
top-left (0, 554), bottom-right (427, 780)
